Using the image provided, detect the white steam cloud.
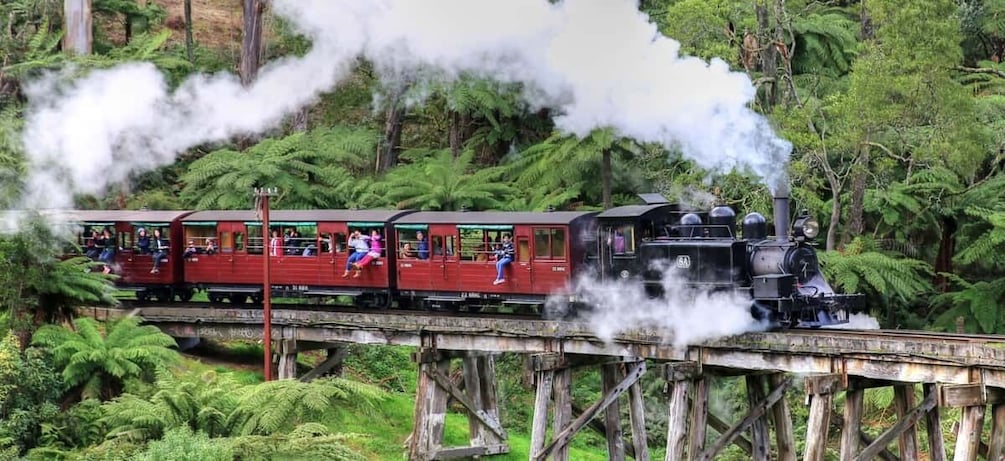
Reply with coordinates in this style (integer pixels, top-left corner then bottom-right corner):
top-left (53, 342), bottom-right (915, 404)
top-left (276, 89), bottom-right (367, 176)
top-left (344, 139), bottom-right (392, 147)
top-left (19, 0), bottom-right (791, 210)
top-left (547, 268), bottom-right (771, 348)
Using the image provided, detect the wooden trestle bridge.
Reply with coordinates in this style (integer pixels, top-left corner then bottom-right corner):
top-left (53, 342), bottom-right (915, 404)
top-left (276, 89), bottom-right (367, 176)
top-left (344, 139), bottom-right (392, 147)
top-left (82, 305), bottom-right (1005, 461)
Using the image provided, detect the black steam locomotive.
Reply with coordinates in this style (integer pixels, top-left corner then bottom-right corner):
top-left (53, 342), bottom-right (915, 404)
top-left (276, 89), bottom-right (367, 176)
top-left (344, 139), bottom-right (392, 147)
top-left (589, 194), bottom-right (862, 328)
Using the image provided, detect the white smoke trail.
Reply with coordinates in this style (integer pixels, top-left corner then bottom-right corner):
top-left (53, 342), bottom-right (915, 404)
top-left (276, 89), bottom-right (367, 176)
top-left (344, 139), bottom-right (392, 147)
top-left (19, 0), bottom-right (790, 212)
top-left (547, 266), bottom-right (771, 347)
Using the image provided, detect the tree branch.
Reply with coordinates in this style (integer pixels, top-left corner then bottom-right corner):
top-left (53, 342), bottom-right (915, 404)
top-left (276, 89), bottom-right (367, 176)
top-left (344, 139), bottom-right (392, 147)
top-left (953, 65), bottom-right (1005, 79)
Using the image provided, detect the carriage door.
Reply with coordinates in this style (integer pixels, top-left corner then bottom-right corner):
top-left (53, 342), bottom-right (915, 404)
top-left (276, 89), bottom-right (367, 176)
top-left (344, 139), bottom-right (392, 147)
top-left (317, 222), bottom-right (345, 281)
top-left (429, 225), bottom-right (459, 290)
top-left (514, 235), bottom-right (531, 292)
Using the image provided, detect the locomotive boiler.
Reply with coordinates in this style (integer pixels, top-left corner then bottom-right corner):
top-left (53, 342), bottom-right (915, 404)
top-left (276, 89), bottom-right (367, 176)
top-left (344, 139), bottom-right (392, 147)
top-left (593, 193), bottom-right (862, 328)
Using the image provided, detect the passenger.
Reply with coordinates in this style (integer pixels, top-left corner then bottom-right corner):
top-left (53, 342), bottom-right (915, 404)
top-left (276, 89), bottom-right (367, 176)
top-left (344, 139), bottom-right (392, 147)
top-left (492, 233), bottom-right (514, 285)
top-left (399, 243), bottom-right (413, 259)
top-left (98, 229), bottom-right (116, 274)
top-left (416, 231), bottom-right (429, 260)
top-left (269, 230), bottom-right (282, 257)
top-left (352, 230), bottom-right (383, 278)
top-left (612, 229), bottom-right (626, 254)
top-left (183, 240), bottom-right (198, 259)
top-left (136, 228), bottom-right (151, 254)
top-left (205, 238), bottom-right (217, 255)
top-left (284, 228), bottom-right (300, 255)
top-left (342, 230), bottom-right (369, 278)
top-left (84, 228), bottom-right (100, 259)
top-left (150, 229), bottom-right (169, 274)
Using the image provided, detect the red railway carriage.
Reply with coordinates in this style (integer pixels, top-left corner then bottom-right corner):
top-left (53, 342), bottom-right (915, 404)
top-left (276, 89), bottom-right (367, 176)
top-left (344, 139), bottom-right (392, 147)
top-left (61, 210), bottom-right (194, 302)
top-left (392, 210), bottom-right (597, 310)
top-left (180, 209), bottom-right (413, 307)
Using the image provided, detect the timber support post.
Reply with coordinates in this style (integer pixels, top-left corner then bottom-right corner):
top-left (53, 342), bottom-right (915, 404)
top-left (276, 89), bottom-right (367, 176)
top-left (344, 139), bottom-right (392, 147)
top-left (803, 374), bottom-right (840, 461)
top-left (408, 348), bottom-right (508, 460)
top-left (277, 338), bottom-right (297, 379)
top-left (530, 354), bottom-right (646, 461)
top-left (698, 373), bottom-right (792, 461)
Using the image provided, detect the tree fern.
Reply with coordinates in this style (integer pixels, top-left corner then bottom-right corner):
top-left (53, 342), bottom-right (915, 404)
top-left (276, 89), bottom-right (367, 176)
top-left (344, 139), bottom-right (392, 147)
top-left (227, 378), bottom-right (384, 436)
top-left (817, 240), bottom-right (933, 304)
top-left (791, 7), bottom-right (860, 76)
top-left (373, 148), bottom-right (513, 211)
top-left (932, 278), bottom-right (1005, 333)
top-left (31, 317), bottom-right (179, 401)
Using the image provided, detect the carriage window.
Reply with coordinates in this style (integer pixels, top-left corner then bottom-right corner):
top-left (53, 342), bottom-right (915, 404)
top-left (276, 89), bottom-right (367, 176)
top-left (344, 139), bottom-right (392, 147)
top-left (608, 225), bottom-right (635, 255)
top-left (234, 232), bottom-right (244, 252)
top-left (459, 229), bottom-right (503, 262)
top-left (183, 225), bottom-right (217, 252)
top-left (533, 228), bottom-right (567, 260)
top-left (278, 224), bottom-right (318, 256)
top-left (221, 232), bottom-right (234, 252)
top-left (247, 225), bottom-right (263, 254)
top-left (333, 232), bottom-right (346, 253)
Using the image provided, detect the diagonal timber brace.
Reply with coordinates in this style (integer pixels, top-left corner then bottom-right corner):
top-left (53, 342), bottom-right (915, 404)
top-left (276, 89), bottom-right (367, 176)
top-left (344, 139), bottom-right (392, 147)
top-left (533, 360), bottom-right (647, 461)
top-left (853, 388), bottom-right (937, 461)
top-left (426, 368), bottom-right (507, 439)
top-left (698, 375), bottom-right (793, 461)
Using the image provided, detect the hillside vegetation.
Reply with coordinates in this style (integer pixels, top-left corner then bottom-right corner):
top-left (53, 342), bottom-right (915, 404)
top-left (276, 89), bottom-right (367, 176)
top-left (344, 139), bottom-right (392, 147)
top-left (2, 0), bottom-right (1005, 459)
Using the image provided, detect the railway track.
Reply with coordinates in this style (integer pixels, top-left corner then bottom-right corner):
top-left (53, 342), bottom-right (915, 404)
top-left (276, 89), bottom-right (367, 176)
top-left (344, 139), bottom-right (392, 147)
top-left (111, 300), bottom-right (1005, 346)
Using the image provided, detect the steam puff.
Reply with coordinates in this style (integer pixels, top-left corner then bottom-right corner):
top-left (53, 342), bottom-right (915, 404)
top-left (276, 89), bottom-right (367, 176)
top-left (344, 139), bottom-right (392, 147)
top-left (548, 270), bottom-right (770, 347)
top-left (20, 0), bottom-right (790, 211)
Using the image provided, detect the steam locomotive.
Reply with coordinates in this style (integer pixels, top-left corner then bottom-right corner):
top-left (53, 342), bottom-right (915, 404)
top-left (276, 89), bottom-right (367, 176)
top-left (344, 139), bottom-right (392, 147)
top-left (55, 193), bottom-right (861, 329)
top-left (591, 194), bottom-right (861, 328)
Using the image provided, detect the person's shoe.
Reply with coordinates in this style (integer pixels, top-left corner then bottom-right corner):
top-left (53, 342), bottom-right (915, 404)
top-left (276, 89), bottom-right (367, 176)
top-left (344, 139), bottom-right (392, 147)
top-left (493, 279), bottom-right (505, 285)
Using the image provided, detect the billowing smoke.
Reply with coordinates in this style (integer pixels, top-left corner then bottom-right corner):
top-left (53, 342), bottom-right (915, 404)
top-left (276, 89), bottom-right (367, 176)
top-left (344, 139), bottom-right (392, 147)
top-left (547, 264), bottom-right (771, 347)
top-left (19, 0), bottom-right (790, 211)
top-left (823, 312), bottom-right (881, 330)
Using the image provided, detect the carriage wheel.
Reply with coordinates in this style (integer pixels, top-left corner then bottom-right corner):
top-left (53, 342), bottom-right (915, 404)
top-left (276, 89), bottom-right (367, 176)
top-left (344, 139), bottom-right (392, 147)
top-left (230, 294), bottom-right (248, 305)
top-left (208, 293), bottom-right (225, 304)
top-left (176, 288), bottom-right (194, 302)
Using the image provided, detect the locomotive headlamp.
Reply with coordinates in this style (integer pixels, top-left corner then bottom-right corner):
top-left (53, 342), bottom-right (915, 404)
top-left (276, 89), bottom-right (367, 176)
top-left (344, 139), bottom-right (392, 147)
top-left (793, 211), bottom-right (820, 241)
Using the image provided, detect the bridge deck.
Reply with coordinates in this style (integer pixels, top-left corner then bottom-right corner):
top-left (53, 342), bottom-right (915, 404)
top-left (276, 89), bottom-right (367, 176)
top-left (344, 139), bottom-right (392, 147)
top-left (83, 306), bottom-right (1005, 388)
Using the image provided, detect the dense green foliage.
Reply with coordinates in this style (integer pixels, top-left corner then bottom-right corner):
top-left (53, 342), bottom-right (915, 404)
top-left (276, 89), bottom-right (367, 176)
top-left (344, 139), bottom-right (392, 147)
top-left (4, 0), bottom-right (1005, 458)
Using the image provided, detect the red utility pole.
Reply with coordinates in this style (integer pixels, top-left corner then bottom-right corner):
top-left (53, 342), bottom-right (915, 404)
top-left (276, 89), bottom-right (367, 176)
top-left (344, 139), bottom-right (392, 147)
top-left (255, 187), bottom-right (278, 381)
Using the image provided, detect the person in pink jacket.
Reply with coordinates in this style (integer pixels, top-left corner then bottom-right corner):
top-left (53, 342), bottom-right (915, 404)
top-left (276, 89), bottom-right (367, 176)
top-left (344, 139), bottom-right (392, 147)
top-left (352, 230), bottom-right (383, 278)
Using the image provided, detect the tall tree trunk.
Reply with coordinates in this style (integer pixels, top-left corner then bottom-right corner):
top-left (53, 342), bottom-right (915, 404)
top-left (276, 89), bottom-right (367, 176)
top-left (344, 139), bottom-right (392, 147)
top-left (239, 0), bottom-right (266, 86)
top-left (933, 217), bottom-right (956, 292)
top-left (63, 0), bottom-right (93, 55)
top-left (184, 0), bottom-right (194, 63)
top-left (290, 108), bottom-right (308, 132)
top-left (842, 145), bottom-right (870, 246)
top-left (449, 110), bottom-right (462, 158)
top-left (601, 149), bottom-right (613, 210)
top-left (377, 87), bottom-right (408, 174)
top-left (124, 18), bottom-right (132, 44)
top-left (859, 0), bottom-right (874, 40)
top-left (825, 176), bottom-right (841, 252)
top-left (755, 0), bottom-right (778, 109)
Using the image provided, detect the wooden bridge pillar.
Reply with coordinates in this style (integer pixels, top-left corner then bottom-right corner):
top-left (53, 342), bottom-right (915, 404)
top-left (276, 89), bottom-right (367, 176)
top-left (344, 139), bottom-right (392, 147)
top-left (408, 349), bottom-right (508, 461)
top-left (663, 362), bottom-right (698, 460)
top-left (529, 354), bottom-right (646, 461)
top-left (277, 339), bottom-right (297, 380)
top-left (941, 383), bottom-right (1005, 461)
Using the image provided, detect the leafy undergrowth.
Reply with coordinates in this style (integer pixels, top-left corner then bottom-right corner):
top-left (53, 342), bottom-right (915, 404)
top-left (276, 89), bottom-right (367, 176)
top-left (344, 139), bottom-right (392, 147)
top-left (183, 345), bottom-right (612, 460)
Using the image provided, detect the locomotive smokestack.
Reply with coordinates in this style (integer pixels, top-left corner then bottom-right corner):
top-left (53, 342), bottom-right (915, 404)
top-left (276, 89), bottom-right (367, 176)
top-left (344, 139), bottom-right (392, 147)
top-left (773, 180), bottom-right (790, 241)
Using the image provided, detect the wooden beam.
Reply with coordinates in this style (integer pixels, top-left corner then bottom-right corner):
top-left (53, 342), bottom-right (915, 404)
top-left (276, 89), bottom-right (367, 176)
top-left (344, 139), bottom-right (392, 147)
top-left (535, 361), bottom-right (646, 461)
top-left (746, 375), bottom-right (770, 461)
top-left (770, 374), bottom-right (797, 461)
top-left (952, 405), bottom-right (985, 461)
top-left (428, 444), bottom-right (508, 460)
top-left (552, 368), bottom-right (572, 461)
top-left (529, 369), bottom-right (554, 459)
top-left (940, 383), bottom-right (1005, 407)
top-left (299, 347), bottom-right (347, 382)
top-left (665, 379), bottom-right (691, 460)
top-left (410, 359), bottom-right (451, 460)
top-left (688, 378), bottom-right (709, 460)
top-left (277, 339), bottom-right (297, 380)
top-left (839, 389), bottom-right (863, 461)
top-left (893, 384), bottom-right (920, 460)
top-left (706, 410), bottom-right (753, 455)
top-left (854, 389), bottom-right (936, 461)
top-left (923, 384), bottom-right (946, 461)
top-left (602, 363), bottom-right (627, 461)
top-left (428, 367), bottom-right (506, 439)
top-left (988, 404), bottom-right (1005, 461)
top-left (803, 392), bottom-right (832, 461)
top-left (461, 355), bottom-right (486, 446)
top-left (627, 373), bottom-right (650, 461)
top-left (698, 376), bottom-right (792, 461)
